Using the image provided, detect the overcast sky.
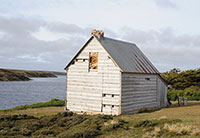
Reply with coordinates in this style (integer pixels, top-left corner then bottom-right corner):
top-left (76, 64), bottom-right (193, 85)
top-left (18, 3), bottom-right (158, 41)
top-left (0, 0), bottom-right (200, 72)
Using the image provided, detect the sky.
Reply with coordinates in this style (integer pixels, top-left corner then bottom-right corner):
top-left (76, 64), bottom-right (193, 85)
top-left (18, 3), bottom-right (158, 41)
top-left (0, 0), bottom-right (200, 72)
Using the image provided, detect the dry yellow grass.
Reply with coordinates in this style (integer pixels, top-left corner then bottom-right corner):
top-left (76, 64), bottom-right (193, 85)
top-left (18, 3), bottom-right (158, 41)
top-left (142, 123), bottom-right (200, 138)
top-left (120, 101), bottom-right (200, 121)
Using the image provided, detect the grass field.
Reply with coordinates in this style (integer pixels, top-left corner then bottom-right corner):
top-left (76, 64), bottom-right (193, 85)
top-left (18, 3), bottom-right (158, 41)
top-left (0, 101), bottom-right (200, 138)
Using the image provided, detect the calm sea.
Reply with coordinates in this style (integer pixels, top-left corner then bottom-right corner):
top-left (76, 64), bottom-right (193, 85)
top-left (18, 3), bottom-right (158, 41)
top-left (0, 75), bottom-right (66, 109)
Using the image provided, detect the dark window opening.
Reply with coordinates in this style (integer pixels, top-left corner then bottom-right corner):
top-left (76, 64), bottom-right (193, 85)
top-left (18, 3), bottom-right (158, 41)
top-left (112, 94), bottom-right (114, 97)
top-left (145, 78), bottom-right (150, 81)
top-left (76, 58), bottom-right (85, 62)
top-left (103, 94), bottom-right (106, 97)
top-left (103, 104), bottom-right (106, 107)
top-left (112, 105), bottom-right (114, 108)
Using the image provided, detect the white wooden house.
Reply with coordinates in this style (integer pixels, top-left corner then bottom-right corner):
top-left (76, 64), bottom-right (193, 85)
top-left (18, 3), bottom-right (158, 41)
top-left (64, 30), bottom-right (168, 115)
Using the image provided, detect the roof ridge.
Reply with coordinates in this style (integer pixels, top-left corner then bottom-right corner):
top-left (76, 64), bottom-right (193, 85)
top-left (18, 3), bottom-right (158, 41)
top-left (96, 36), bottom-right (137, 47)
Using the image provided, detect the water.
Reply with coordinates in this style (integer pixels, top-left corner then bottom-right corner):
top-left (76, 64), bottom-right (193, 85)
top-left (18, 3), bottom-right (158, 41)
top-left (0, 75), bottom-right (66, 109)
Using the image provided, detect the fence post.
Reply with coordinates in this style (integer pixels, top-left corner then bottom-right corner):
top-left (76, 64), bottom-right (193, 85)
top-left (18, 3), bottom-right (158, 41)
top-left (178, 96), bottom-right (182, 106)
top-left (184, 97), bottom-right (188, 106)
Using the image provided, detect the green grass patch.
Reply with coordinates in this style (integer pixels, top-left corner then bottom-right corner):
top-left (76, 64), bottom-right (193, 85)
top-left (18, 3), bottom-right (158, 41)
top-left (0, 99), bottom-right (65, 112)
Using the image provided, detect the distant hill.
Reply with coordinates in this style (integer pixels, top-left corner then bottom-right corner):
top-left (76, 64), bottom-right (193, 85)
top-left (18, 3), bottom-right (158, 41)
top-left (45, 71), bottom-right (66, 76)
top-left (0, 68), bottom-right (65, 81)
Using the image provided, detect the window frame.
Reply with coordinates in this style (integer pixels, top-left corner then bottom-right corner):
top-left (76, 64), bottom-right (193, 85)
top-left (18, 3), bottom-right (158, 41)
top-left (89, 52), bottom-right (98, 71)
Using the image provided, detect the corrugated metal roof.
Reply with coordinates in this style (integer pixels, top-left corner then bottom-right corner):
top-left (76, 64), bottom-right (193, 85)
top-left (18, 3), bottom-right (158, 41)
top-left (96, 36), bottom-right (159, 74)
top-left (65, 35), bottom-right (159, 74)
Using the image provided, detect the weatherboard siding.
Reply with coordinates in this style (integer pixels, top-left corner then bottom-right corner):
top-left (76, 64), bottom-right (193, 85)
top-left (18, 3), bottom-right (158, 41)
top-left (157, 76), bottom-right (168, 108)
top-left (121, 73), bottom-right (158, 114)
top-left (66, 37), bottom-right (121, 115)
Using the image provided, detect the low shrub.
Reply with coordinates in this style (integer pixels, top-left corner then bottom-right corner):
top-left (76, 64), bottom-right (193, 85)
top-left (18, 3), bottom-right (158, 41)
top-left (168, 87), bottom-right (200, 101)
top-left (0, 112), bottom-right (129, 138)
top-left (134, 120), bottom-right (157, 128)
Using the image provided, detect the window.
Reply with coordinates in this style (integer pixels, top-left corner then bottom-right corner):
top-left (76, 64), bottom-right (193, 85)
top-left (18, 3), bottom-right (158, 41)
top-left (76, 58), bottom-right (84, 63)
top-left (89, 52), bottom-right (98, 70)
top-left (145, 78), bottom-right (150, 81)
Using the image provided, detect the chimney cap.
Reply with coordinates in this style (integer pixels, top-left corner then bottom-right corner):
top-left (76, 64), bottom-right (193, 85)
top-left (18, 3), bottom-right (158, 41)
top-left (91, 29), bottom-right (104, 38)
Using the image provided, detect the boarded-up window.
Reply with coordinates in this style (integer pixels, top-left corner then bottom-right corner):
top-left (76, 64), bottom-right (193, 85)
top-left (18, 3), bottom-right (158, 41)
top-left (89, 52), bottom-right (98, 70)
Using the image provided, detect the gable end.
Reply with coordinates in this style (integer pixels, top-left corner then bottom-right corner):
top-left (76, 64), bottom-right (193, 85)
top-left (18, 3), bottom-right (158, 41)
top-left (64, 36), bottom-right (122, 71)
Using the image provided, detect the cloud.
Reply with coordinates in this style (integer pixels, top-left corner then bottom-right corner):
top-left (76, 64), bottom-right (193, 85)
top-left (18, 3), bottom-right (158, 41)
top-left (0, 16), bottom-right (87, 71)
top-left (0, 15), bottom-right (199, 72)
top-left (121, 27), bottom-right (200, 72)
top-left (0, 16), bottom-right (45, 34)
top-left (155, 0), bottom-right (178, 9)
top-left (46, 22), bottom-right (87, 35)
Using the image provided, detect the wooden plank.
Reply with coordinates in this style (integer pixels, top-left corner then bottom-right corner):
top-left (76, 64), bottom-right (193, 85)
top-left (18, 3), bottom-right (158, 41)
top-left (122, 88), bottom-right (157, 92)
top-left (68, 70), bottom-right (120, 74)
top-left (122, 81), bottom-right (157, 85)
top-left (122, 97), bottom-right (157, 103)
top-left (68, 81), bottom-right (120, 87)
top-left (102, 96), bottom-right (120, 105)
top-left (68, 73), bottom-right (120, 78)
top-left (122, 93), bottom-right (157, 99)
top-left (67, 92), bottom-right (101, 97)
top-left (122, 84), bottom-right (157, 88)
top-left (67, 104), bottom-right (102, 112)
top-left (122, 102), bottom-right (157, 109)
top-left (122, 99), bottom-right (157, 107)
top-left (67, 98), bottom-right (102, 104)
top-left (122, 87), bottom-right (156, 90)
top-left (122, 103), bottom-right (157, 112)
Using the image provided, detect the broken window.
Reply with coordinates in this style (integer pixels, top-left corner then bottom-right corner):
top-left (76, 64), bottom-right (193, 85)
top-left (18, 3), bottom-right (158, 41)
top-left (145, 78), bottom-right (150, 81)
top-left (89, 52), bottom-right (98, 70)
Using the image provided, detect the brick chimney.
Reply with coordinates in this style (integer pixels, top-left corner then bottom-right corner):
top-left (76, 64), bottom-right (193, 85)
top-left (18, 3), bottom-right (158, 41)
top-left (91, 29), bottom-right (104, 39)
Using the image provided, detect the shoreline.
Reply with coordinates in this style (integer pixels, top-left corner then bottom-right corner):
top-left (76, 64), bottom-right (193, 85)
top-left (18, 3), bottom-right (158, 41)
top-left (0, 68), bottom-right (65, 81)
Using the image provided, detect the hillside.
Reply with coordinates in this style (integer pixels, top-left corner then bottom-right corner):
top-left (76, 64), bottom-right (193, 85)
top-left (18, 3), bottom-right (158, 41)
top-left (0, 68), bottom-right (57, 81)
top-left (0, 101), bottom-right (200, 138)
